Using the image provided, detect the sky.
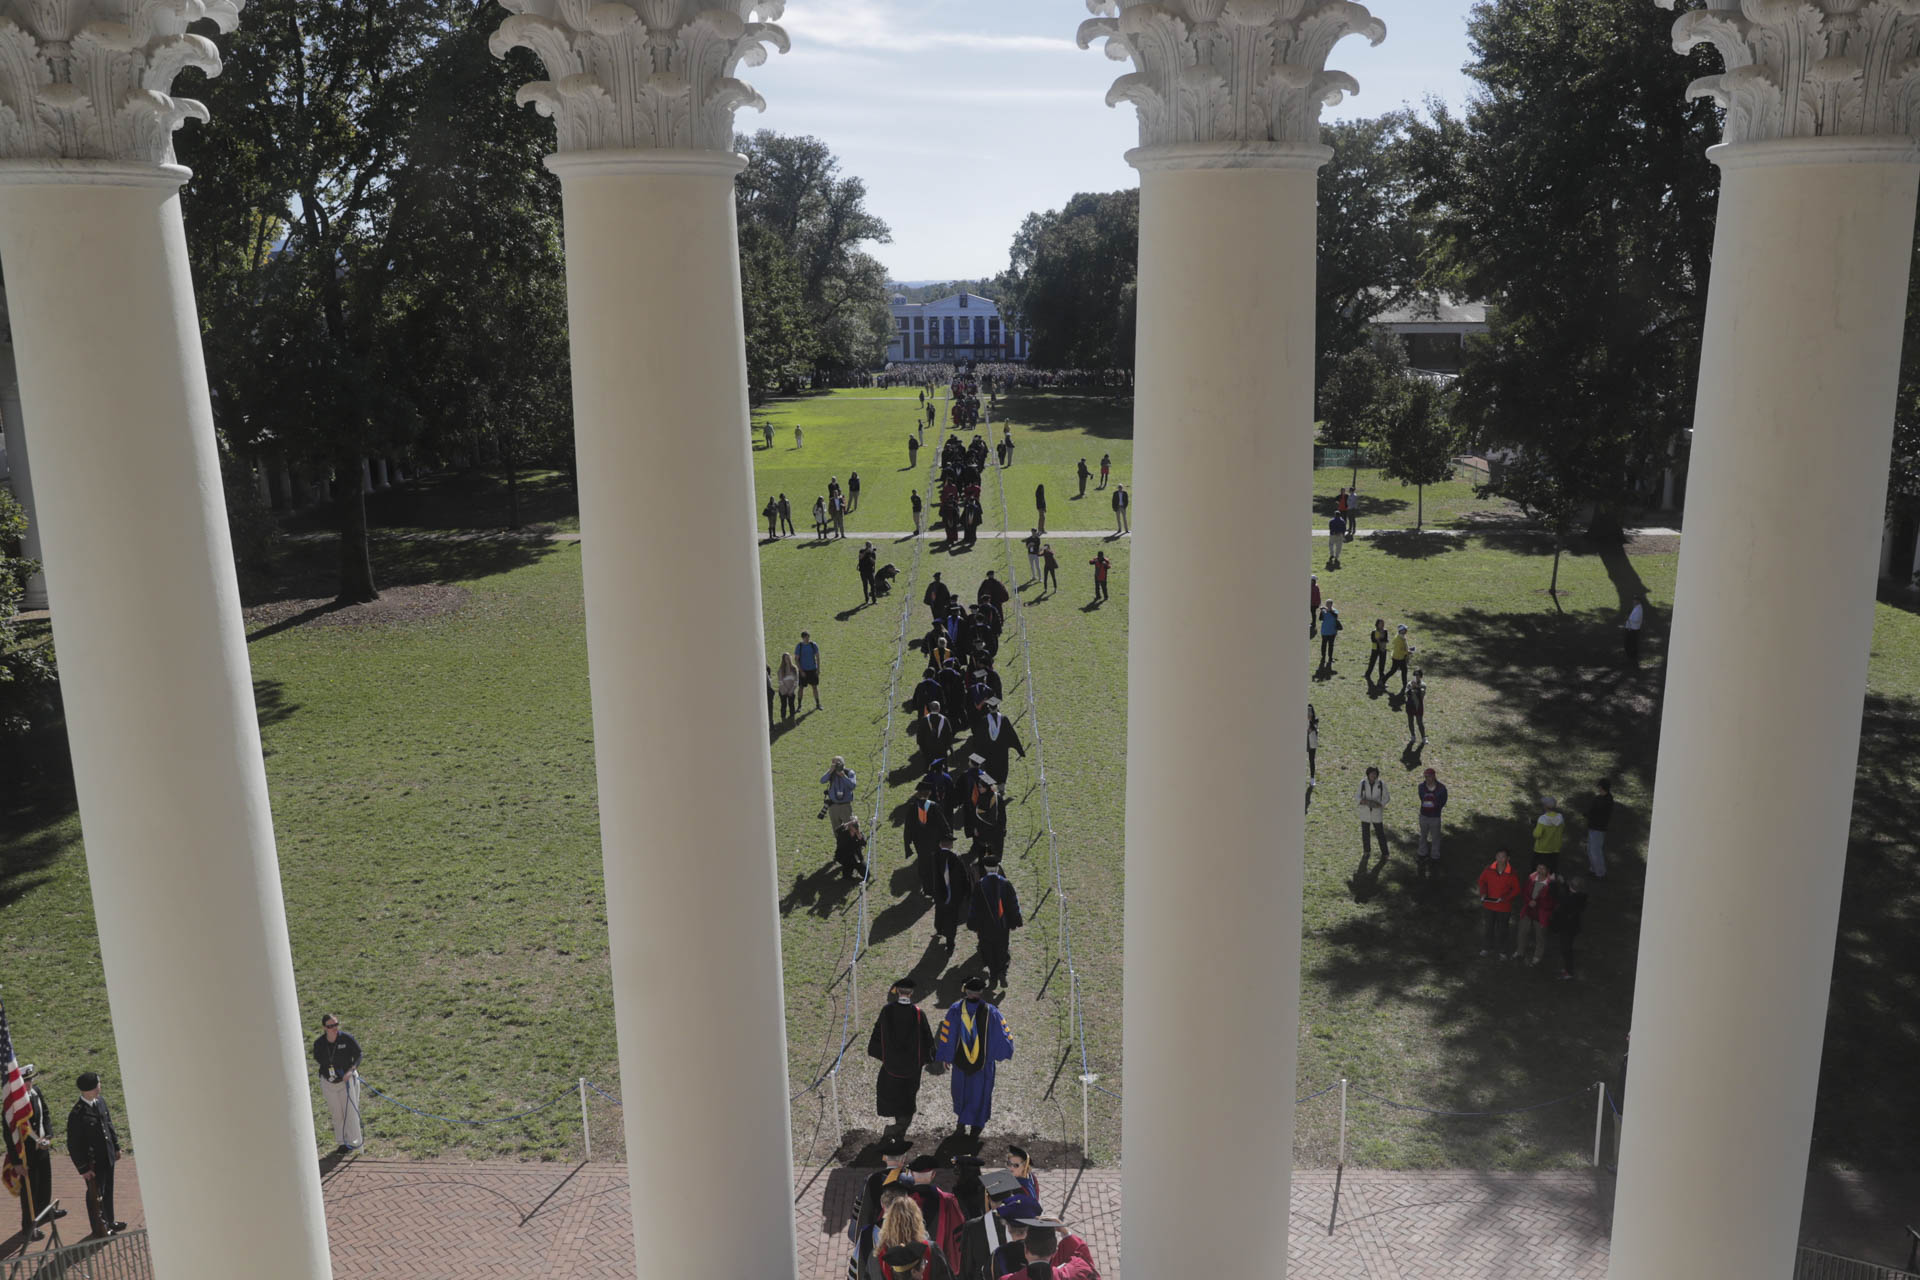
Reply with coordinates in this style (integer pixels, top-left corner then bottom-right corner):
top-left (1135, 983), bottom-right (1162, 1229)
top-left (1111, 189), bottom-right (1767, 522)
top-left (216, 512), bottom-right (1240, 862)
top-left (750, 1), bottom-right (1481, 282)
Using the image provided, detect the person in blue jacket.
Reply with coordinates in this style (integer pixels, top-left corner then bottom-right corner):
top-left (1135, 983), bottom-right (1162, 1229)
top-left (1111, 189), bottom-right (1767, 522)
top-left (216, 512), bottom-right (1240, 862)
top-left (932, 977), bottom-right (1015, 1140)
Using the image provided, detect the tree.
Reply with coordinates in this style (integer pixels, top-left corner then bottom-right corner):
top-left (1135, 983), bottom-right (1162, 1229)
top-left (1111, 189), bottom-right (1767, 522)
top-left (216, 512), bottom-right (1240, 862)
top-left (996, 190), bottom-right (1139, 370)
top-left (0, 488), bottom-right (55, 757)
top-left (1375, 377), bottom-right (1460, 529)
top-left (1317, 110), bottom-right (1427, 385)
top-left (735, 132), bottom-right (894, 380)
top-left (1318, 330), bottom-right (1409, 449)
top-left (1499, 449), bottom-right (1586, 598)
top-left (1409, 0), bottom-right (1722, 534)
top-left (740, 222), bottom-right (815, 402)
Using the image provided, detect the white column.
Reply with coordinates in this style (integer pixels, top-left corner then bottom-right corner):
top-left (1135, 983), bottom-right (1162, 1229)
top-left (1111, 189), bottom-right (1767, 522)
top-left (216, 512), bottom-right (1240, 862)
top-left (0, 4), bottom-right (330, 1277)
top-left (359, 456), bottom-right (374, 494)
top-left (491, 5), bottom-right (797, 1276)
top-left (1613, 10), bottom-right (1920, 1277)
top-left (1078, 5), bottom-right (1382, 1274)
top-left (375, 457), bottom-right (391, 489)
top-left (0, 328), bottom-right (49, 609)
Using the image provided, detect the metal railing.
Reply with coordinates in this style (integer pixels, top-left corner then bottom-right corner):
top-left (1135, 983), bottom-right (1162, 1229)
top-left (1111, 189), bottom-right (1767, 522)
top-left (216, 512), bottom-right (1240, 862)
top-left (1795, 1246), bottom-right (1920, 1280)
top-left (2, 1228), bottom-right (152, 1280)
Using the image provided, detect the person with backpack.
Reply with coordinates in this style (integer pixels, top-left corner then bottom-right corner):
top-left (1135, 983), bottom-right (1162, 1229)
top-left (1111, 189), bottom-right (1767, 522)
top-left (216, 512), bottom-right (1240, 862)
top-left (1317, 602), bottom-right (1342, 671)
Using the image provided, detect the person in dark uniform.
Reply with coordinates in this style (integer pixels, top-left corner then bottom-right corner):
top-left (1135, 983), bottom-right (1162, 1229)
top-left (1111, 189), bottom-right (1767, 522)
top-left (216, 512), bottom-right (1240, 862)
top-left (859, 542), bottom-right (879, 603)
top-left (910, 667), bottom-right (944, 715)
top-left (6, 1065), bottom-right (61, 1239)
top-left (913, 702), bottom-right (955, 764)
top-left (967, 700), bottom-right (1025, 787)
top-left (312, 1014), bottom-right (363, 1152)
top-left (965, 784), bottom-right (1007, 863)
top-left (967, 855), bottom-right (1024, 990)
top-left (932, 837), bottom-right (974, 949)
top-left (65, 1072), bottom-right (122, 1237)
top-left (868, 978), bottom-right (935, 1139)
top-left (923, 572), bottom-right (952, 620)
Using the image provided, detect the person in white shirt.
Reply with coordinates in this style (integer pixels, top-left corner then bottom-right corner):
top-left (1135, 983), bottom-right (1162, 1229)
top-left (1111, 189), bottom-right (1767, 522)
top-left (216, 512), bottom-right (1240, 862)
top-left (1622, 596), bottom-right (1646, 665)
top-left (1357, 767), bottom-right (1388, 860)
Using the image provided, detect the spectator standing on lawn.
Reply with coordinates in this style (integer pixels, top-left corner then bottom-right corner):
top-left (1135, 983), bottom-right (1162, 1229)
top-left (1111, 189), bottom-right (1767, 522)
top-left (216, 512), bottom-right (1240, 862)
top-left (1024, 529), bottom-right (1042, 583)
top-left (1110, 486), bottom-right (1124, 533)
top-left (1310, 574), bottom-right (1322, 638)
top-left (1002, 426), bottom-right (1014, 466)
top-left (1077, 457), bottom-right (1091, 497)
top-left (822, 756), bottom-right (858, 829)
top-left (860, 542), bottom-right (879, 603)
top-left (1346, 482), bottom-right (1360, 535)
top-left (777, 653), bottom-right (800, 720)
top-left (1552, 874), bottom-right (1589, 980)
top-left (1116, 484), bottom-right (1130, 532)
top-left (1388, 624), bottom-right (1414, 692)
top-left (1512, 862), bottom-right (1557, 965)
top-left (1317, 602), bottom-right (1342, 671)
top-left (1584, 779), bottom-right (1614, 878)
top-left (312, 1015), bottom-right (363, 1154)
top-left (1034, 484), bottom-right (1047, 535)
top-left (795, 424), bottom-right (804, 449)
top-left (1089, 551), bottom-right (1111, 602)
top-left (813, 495), bottom-right (830, 540)
top-left (765, 495), bottom-right (780, 540)
top-left (1405, 669), bottom-right (1428, 743)
top-left (778, 493), bottom-right (795, 536)
top-left (796, 631), bottom-right (823, 708)
top-left (1041, 543), bottom-right (1059, 595)
top-left (1532, 796), bottom-right (1565, 871)
top-left (912, 490), bottom-right (925, 534)
top-left (1415, 768), bottom-right (1447, 876)
top-left (1306, 704), bottom-right (1319, 787)
top-left (1364, 617), bottom-right (1389, 687)
top-left (1476, 849), bottom-right (1522, 957)
top-left (1622, 595), bottom-right (1646, 665)
top-left (833, 491), bottom-right (849, 539)
top-left (1098, 453), bottom-right (1110, 489)
top-left (1327, 511), bottom-right (1346, 566)
top-left (1357, 766), bottom-right (1389, 860)
top-left (910, 434), bottom-right (921, 469)
top-left (850, 471), bottom-right (862, 512)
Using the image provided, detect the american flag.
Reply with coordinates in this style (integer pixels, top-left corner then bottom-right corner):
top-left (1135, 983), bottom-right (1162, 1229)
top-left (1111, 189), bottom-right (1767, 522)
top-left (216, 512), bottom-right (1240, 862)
top-left (0, 1002), bottom-right (29, 1198)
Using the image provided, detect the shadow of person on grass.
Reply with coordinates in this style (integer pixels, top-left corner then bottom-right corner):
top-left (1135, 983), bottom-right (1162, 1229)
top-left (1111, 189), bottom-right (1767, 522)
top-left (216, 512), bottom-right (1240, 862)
top-left (868, 891), bottom-right (930, 946)
top-left (781, 863), bottom-right (858, 920)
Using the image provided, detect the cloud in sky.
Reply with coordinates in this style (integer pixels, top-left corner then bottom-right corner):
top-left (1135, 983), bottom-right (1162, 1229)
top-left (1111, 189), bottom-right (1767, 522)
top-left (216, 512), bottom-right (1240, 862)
top-left (751, 1), bottom-right (1478, 281)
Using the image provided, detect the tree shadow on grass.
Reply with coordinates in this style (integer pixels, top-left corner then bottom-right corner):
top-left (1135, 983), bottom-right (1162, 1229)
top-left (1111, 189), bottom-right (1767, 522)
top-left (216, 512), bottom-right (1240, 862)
top-left (1315, 492), bottom-right (1411, 519)
top-left (1366, 531), bottom-right (1468, 561)
top-left (995, 392), bottom-right (1134, 440)
top-left (253, 679), bottom-right (301, 733)
top-left (242, 532), bottom-right (564, 609)
top-left (0, 799), bottom-right (78, 911)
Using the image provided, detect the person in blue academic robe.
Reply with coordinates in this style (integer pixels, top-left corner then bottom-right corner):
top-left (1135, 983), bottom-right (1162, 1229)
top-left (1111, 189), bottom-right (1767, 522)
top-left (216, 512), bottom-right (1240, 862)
top-left (932, 978), bottom-right (1015, 1139)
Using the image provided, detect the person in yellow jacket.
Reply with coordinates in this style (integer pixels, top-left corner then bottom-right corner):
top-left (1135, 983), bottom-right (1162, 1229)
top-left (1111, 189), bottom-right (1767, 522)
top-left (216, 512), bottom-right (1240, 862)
top-left (1532, 796), bottom-right (1565, 872)
top-left (1388, 624), bottom-right (1415, 693)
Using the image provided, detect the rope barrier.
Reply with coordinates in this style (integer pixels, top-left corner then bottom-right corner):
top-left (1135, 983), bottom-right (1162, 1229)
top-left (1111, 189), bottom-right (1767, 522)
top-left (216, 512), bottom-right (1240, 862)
top-left (585, 1081), bottom-right (622, 1106)
top-left (1296, 1083), bottom-right (1340, 1104)
top-left (1350, 1083), bottom-right (1596, 1118)
top-left (359, 1080), bottom-right (577, 1127)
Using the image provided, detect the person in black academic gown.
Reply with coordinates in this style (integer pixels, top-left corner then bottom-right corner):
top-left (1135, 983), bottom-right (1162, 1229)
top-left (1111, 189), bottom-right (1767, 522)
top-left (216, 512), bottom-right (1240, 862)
top-left (966, 855), bottom-right (1025, 989)
top-left (913, 702), bottom-right (955, 763)
top-left (907, 787), bottom-right (953, 897)
top-left (868, 979), bottom-right (936, 1139)
top-left (931, 838), bottom-right (974, 950)
top-left (967, 700), bottom-right (1025, 788)
top-left (956, 1170), bottom-right (1026, 1280)
top-left (965, 785), bottom-right (1006, 863)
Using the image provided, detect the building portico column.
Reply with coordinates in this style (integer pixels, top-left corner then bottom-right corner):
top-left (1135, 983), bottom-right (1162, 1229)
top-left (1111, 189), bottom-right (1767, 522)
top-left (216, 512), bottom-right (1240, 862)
top-left (0, 3), bottom-right (331, 1278)
top-left (1078, 4), bottom-right (1382, 1274)
top-left (490, 4), bottom-right (797, 1275)
top-left (1612, 7), bottom-right (1920, 1277)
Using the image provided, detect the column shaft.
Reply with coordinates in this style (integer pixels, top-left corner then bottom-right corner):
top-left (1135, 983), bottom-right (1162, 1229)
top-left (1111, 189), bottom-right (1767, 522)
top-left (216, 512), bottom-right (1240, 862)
top-left (0, 171), bottom-right (330, 1279)
top-left (1122, 158), bottom-right (1318, 1276)
top-left (551, 152), bottom-right (796, 1276)
top-left (1610, 143), bottom-right (1920, 1280)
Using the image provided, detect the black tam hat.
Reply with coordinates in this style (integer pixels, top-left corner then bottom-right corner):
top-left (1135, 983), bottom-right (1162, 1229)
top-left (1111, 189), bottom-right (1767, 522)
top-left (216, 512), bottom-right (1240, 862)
top-left (907, 1154), bottom-right (941, 1173)
top-left (961, 976), bottom-right (987, 995)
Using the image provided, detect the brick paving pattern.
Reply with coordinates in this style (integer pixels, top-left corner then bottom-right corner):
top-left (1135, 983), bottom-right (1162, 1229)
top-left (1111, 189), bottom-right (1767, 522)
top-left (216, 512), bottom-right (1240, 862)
top-left (1, 1156), bottom-right (1623, 1278)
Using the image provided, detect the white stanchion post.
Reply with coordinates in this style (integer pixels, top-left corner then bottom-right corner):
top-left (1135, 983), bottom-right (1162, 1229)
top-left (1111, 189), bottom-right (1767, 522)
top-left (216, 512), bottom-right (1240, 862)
top-left (1338, 1078), bottom-right (1348, 1167)
top-left (1079, 1074), bottom-right (1098, 1161)
top-left (1593, 1082), bottom-right (1605, 1168)
top-left (580, 1078), bottom-right (592, 1162)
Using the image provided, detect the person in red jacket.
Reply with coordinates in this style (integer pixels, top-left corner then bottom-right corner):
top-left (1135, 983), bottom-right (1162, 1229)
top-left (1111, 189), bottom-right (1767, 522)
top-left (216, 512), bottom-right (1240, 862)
top-left (1511, 863), bottom-right (1557, 966)
top-left (1476, 849), bottom-right (1522, 958)
top-left (905, 1156), bottom-right (968, 1264)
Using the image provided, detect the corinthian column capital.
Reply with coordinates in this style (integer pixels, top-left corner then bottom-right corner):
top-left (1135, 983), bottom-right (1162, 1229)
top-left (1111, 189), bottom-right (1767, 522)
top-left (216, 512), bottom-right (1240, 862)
top-left (1077, 0), bottom-right (1384, 157)
top-left (490, 0), bottom-right (788, 155)
top-left (0, 0), bottom-right (241, 167)
top-left (1658, 0), bottom-right (1920, 145)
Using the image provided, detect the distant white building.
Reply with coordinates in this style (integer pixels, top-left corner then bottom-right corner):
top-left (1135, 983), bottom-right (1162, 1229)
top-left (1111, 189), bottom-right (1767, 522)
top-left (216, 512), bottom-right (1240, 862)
top-left (1373, 296), bottom-right (1489, 374)
top-left (887, 291), bottom-right (1030, 364)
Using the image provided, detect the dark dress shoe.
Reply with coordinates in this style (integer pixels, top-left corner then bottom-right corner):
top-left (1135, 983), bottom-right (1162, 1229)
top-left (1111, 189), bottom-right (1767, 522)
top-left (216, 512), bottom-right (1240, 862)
top-left (49, 1208), bottom-right (67, 1219)
top-left (109, 1221), bottom-right (127, 1232)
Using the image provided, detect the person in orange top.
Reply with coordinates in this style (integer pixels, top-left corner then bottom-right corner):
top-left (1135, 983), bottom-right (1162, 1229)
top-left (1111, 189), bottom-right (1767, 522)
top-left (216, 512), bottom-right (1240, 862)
top-left (1475, 849), bottom-right (1522, 958)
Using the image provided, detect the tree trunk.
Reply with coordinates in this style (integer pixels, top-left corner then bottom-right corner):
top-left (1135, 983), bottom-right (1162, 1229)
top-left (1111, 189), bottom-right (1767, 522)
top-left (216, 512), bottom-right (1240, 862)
top-left (1549, 542), bottom-right (1563, 596)
top-left (504, 431), bottom-right (521, 531)
top-left (336, 458), bottom-right (378, 604)
top-left (1417, 483), bottom-right (1424, 530)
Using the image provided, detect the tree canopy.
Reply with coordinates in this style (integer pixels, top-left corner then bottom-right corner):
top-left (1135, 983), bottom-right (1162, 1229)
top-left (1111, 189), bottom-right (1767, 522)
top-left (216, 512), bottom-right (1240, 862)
top-left (995, 190), bottom-right (1139, 371)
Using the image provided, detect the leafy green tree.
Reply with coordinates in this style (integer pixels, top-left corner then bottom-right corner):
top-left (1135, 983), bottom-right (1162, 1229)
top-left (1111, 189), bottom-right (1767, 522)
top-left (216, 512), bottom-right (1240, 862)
top-left (1409, 0), bottom-right (1722, 534)
top-left (1318, 110), bottom-right (1427, 384)
top-left (740, 222), bottom-right (815, 401)
top-left (735, 132), bottom-right (893, 380)
top-left (1318, 331), bottom-right (1409, 449)
top-left (1375, 377), bottom-right (1460, 529)
top-left (0, 487), bottom-right (55, 753)
top-left (1498, 447), bottom-right (1588, 597)
top-left (996, 190), bottom-right (1139, 370)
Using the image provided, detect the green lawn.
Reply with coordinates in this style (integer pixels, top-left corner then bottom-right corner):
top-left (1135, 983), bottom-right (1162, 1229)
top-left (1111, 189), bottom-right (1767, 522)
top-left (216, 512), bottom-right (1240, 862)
top-left (1, 389), bottom-right (1915, 1176)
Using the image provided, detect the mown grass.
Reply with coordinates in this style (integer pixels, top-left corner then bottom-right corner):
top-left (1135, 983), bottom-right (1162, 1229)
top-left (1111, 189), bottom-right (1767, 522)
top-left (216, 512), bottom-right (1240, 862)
top-left (2, 389), bottom-right (1914, 1175)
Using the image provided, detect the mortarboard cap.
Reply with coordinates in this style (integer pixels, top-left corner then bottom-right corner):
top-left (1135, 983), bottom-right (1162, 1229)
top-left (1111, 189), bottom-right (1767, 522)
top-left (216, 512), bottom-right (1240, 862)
top-left (882, 1243), bottom-right (930, 1266)
top-left (982, 1169), bottom-right (1025, 1198)
top-left (908, 1154), bottom-right (941, 1173)
top-left (995, 1192), bottom-right (1043, 1222)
